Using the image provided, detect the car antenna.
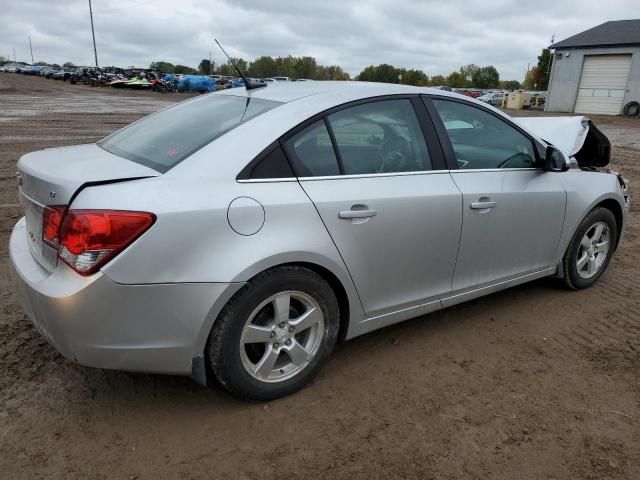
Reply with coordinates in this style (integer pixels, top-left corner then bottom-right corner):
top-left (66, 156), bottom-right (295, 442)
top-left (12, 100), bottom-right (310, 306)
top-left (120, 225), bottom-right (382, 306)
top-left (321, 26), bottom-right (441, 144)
top-left (214, 39), bottom-right (266, 91)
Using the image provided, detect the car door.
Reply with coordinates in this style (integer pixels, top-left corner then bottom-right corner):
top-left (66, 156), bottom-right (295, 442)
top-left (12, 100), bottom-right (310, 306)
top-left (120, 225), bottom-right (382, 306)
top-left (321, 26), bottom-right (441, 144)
top-left (424, 96), bottom-right (566, 293)
top-left (283, 97), bottom-right (462, 317)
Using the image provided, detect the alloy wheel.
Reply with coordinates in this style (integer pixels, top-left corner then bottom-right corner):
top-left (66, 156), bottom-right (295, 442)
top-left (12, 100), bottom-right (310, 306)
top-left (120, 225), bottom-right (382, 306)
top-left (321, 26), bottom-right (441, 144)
top-left (239, 291), bottom-right (325, 383)
top-left (576, 221), bottom-right (610, 279)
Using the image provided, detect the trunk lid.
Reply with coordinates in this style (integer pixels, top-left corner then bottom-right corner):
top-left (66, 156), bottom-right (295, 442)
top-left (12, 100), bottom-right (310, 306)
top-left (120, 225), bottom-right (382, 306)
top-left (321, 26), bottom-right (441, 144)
top-left (17, 143), bottom-right (159, 272)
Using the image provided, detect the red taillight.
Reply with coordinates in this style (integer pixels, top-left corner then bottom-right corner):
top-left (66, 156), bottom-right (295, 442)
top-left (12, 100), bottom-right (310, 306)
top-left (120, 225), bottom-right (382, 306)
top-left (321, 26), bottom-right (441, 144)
top-left (49, 209), bottom-right (155, 275)
top-left (42, 205), bottom-right (67, 248)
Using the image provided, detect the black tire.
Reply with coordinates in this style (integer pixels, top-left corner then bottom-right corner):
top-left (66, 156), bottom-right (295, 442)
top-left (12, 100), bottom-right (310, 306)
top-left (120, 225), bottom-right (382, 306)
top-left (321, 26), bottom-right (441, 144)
top-left (562, 207), bottom-right (618, 290)
top-left (623, 101), bottom-right (639, 117)
top-left (208, 266), bottom-right (339, 401)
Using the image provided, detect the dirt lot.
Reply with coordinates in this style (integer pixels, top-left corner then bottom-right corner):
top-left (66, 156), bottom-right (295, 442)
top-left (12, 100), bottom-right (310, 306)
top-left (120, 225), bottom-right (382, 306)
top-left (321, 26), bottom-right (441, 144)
top-left (1, 74), bottom-right (638, 479)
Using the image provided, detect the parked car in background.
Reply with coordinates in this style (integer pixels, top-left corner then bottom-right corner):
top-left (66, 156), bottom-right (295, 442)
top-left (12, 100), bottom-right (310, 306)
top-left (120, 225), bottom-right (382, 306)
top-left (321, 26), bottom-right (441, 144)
top-left (52, 67), bottom-right (73, 80)
top-left (478, 92), bottom-right (505, 106)
top-left (10, 82), bottom-right (628, 401)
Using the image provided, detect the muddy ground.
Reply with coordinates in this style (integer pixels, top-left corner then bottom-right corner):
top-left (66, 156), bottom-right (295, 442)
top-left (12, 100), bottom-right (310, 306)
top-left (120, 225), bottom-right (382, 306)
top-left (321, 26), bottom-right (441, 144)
top-left (0, 74), bottom-right (639, 479)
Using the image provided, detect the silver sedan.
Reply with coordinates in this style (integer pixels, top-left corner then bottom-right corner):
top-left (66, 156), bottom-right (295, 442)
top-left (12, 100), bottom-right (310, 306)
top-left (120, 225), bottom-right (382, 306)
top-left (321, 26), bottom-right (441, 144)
top-left (10, 82), bottom-right (629, 400)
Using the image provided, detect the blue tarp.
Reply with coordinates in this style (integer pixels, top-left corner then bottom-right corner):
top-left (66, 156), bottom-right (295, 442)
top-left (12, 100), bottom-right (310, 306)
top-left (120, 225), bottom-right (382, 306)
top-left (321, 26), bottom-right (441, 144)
top-left (177, 75), bottom-right (215, 93)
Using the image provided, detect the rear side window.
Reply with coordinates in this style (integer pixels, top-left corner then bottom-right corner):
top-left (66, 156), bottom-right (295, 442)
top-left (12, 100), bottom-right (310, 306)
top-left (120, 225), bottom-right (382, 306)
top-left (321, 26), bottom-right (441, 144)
top-left (284, 120), bottom-right (340, 176)
top-left (327, 99), bottom-right (431, 174)
top-left (99, 95), bottom-right (281, 172)
top-left (431, 99), bottom-right (536, 170)
top-left (238, 144), bottom-right (294, 179)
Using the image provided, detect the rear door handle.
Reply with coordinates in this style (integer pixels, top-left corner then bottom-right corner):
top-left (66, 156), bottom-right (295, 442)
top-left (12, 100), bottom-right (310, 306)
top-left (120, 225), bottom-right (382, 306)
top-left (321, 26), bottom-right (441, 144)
top-left (470, 201), bottom-right (496, 210)
top-left (339, 209), bottom-right (377, 219)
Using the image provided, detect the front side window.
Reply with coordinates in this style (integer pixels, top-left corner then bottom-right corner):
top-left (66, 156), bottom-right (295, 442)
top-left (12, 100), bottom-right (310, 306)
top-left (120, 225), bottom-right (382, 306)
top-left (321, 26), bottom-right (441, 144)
top-left (99, 94), bottom-right (281, 172)
top-left (431, 99), bottom-right (536, 170)
top-left (327, 99), bottom-right (431, 174)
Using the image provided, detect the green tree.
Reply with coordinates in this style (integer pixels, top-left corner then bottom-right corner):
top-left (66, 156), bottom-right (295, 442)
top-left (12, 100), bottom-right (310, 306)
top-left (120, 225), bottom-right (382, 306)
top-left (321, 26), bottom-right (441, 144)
top-left (446, 70), bottom-right (469, 88)
top-left (472, 65), bottom-right (500, 88)
top-left (357, 64), bottom-right (399, 83)
top-left (523, 66), bottom-right (545, 90)
top-left (273, 56), bottom-right (296, 77)
top-left (316, 64), bottom-right (350, 80)
top-left (217, 58), bottom-right (247, 76)
top-left (500, 79), bottom-right (522, 90)
top-left (294, 56), bottom-right (317, 79)
top-left (401, 68), bottom-right (428, 86)
top-left (536, 48), bottom-right (552, 90)
top-left (63, 61), bottom-right (75, 68)
top-left (428, 74), bottom-right (447, 86)
top-left (460, 64), bottom-right (480, 83)
top-left (173, 64), bottom-right (197, 74)
top-left (0, 56), bottom-right (6, 65)
top-left (248, 56), bottom-right (277, 77)
top-left (150, 61), bottom-right (175, 73)
top-left (198, 58), bottom-right (213, 75)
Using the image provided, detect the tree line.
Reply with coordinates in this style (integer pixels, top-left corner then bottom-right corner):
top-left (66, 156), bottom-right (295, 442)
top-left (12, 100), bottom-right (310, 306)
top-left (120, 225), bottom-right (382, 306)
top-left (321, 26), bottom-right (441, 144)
top-left (356, 63), bottom-right (522, 89)
top-left (4, 49), bottom-right (555, 90)
top-left (149, 56), bottom-right (523, 89)
top-left (150, 55), bottom-right (350, 80)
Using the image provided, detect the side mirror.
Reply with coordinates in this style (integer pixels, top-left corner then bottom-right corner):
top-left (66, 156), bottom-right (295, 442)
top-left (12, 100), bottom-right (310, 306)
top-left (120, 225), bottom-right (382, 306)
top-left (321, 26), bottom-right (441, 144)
top-left (544, 145), bottom-right (569, 172)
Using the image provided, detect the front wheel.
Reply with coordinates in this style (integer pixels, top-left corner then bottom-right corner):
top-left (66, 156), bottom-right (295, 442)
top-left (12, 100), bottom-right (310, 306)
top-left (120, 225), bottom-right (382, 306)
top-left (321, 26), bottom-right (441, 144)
top-left (562, 207), bottom-right (617, 289)
top-left (208, 266), bottom-right (339, 401)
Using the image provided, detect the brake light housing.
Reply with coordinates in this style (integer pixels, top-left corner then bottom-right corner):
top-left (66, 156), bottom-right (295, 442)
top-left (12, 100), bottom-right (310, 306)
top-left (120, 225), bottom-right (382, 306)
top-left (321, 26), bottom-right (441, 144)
top-left (43, 208), bottom-right (155, 275)
top-left (42, 205), bottom-right (66, 248)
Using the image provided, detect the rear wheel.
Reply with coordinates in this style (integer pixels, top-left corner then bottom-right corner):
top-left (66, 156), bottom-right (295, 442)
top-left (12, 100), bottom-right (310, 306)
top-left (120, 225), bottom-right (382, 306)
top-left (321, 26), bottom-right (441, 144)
top-left (562, 207), bottom-right (617, 289)
top-left (208, 266), bottom-right (339, 401)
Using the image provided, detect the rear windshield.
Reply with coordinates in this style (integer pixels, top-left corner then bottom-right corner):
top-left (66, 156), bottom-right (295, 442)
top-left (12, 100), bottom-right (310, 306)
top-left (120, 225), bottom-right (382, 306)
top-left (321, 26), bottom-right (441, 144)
top-left (98, 94), bottom-right (281, 172)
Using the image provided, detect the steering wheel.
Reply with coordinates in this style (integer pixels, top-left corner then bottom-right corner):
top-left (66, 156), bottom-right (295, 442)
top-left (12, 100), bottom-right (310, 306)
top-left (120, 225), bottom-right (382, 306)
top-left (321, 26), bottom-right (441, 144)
top-left (374, 135), bottom-right (411, 173)
top-left (496, 152), bottom-right (533, 169)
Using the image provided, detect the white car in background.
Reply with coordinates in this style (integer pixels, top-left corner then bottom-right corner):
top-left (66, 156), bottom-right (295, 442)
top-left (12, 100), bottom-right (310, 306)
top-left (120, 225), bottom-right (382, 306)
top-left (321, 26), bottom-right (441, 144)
top-left (478, 92), bottom-right (505, 106)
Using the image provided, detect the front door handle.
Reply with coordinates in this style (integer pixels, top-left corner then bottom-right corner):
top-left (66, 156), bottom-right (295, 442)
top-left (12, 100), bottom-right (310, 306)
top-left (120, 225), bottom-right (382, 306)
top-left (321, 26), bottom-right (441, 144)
top-left (470, 200), bottom-right (497, 210)
top-left (339, 209), bottom-right (377, 219)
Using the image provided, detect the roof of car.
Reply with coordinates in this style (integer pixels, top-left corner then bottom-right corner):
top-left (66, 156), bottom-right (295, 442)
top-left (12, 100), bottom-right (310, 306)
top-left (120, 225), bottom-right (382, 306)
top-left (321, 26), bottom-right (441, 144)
top-left (217, 80), bottom-right (450, 104)
top-left (550, 19), bottom-right (640, 49)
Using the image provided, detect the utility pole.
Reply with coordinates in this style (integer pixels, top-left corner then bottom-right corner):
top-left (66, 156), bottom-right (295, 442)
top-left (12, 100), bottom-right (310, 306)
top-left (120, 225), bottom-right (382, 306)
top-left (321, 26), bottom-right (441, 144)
top-left (209, 51), bottom-right (213, 75)
top-left (13, 46), bottom-right (16, 62)
top-left (29, 36), bottom-right (34, 64)
top-left (546, 34), bottom-right (555, 84)
top-left (88, 0), bottom-right (99, 67)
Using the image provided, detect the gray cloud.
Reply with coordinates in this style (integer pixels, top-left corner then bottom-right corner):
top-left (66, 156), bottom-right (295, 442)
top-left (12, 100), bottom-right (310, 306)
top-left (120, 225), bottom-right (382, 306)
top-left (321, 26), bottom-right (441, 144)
top-left (1, 0), bottom-right (638, 80)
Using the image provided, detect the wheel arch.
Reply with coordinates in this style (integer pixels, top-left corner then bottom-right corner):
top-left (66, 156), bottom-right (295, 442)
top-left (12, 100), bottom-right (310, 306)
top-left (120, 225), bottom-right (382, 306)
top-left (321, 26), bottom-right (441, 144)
top-left (230, 258), bottom-right (356, 342)
top-left (282, 261), bottom-right (352, 342)
top-left (191, 254), bottom-right (364, 384)
top-left (595, 198), bottom-right (624, 249)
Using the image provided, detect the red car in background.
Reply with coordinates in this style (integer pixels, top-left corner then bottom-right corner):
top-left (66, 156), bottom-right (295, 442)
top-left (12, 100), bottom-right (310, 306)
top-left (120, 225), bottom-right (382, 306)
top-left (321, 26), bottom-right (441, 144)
top-left (462, 89), bottom-right (482, 98)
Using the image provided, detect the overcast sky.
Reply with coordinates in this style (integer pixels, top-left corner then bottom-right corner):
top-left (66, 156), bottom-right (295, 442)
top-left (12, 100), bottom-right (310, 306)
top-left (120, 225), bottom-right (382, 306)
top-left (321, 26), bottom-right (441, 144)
top-left (2, 0), bottom-right (639, 80)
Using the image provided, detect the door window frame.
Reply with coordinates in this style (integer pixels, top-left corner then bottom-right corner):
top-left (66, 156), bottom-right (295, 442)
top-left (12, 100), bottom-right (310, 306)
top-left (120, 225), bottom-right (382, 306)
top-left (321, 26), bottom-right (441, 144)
top-left (279, 94), bottom-right (448, 179)
top-left (421, 94), bottom-right (543, 171)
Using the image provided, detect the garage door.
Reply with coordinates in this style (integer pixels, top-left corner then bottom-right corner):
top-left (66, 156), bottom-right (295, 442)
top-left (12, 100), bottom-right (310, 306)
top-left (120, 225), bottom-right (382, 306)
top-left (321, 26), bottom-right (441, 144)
top-left (574, 55), bottom-right (632, 115)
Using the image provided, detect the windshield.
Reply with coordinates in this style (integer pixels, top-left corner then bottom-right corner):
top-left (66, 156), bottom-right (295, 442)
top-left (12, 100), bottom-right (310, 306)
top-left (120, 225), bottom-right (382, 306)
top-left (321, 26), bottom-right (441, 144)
top-left (99, 94), bottom-right (281, 172)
